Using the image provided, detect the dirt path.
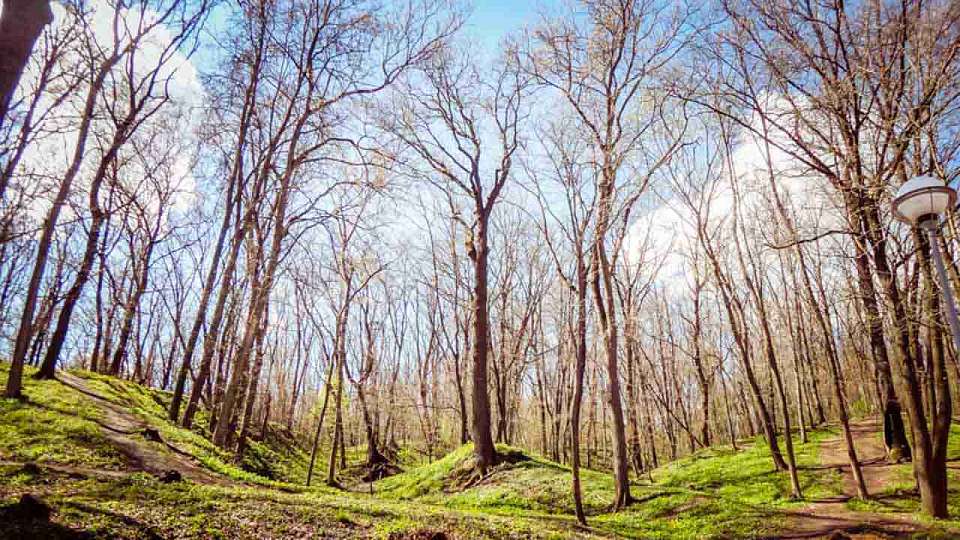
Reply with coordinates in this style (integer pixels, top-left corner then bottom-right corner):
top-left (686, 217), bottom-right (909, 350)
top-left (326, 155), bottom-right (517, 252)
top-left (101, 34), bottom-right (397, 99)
top-left (775, 419), bottom-right (923, 539)
top-left (55, 372), bottom-right (235, 486)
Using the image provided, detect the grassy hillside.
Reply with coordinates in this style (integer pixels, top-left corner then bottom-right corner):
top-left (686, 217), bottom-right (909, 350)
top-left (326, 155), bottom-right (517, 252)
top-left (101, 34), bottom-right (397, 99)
top-left (0, 368), bottom-right (125, 470)
top-left (5, 365), bottom-right (960, 538)
top-left (0, 365), bottom-right (310, 486)
top-left (374, 432), bottom-right (843, 538)
top-left (0, 365), bottom-right (601, 538)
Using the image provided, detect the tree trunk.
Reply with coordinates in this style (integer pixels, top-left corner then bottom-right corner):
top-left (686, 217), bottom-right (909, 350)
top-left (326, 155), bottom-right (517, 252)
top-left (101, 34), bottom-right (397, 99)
top-left (169, 173), bottom-right (236, 420)
top-left (4, 51), bottom-right (121, 397)
top-left (182, 215), bottom-right (246, 428)
top-left (306, 359), bottom-right (334, 486)
top-left (236, 304), bottom-right (270, 457)
top-left (468, 217), bottom-right (497, 470)
top-left (108, 239), bottom-right (157, 376)
top-left (35, 203), bottom-right (105, 379)
top-left (0, 0), bottom-right (52, 129)
top-left (591, 163), bottom-right (632, 509)
top-left (326, 351), bottom-right (344, 485)
top-left (915, 227), bottom-right (952, 517)
top-left (849, 232), bottom-right (912, 461)
top-left (570, 257), bottom-right (588, 525)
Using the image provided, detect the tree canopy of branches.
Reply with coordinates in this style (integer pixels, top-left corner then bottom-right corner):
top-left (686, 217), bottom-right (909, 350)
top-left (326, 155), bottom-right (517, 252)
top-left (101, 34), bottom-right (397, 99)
top-left (4, 0), bottom-right (960, 523)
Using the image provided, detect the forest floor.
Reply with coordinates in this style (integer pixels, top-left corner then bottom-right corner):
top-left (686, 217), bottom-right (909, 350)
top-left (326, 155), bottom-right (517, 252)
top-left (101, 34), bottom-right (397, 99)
top-left (2, 365), bottom-right (960, 539)
top-left (776, 419), bottom-right (929, 538)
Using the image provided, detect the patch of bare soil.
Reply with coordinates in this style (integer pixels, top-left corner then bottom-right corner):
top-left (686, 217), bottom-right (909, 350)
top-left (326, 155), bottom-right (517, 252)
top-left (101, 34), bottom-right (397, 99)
top-left (387, 530), bottom-right (449, 540)
top-left (55, 372), bottom-right (235, 486)
top-left (775, 419), bottom-right (922, 539)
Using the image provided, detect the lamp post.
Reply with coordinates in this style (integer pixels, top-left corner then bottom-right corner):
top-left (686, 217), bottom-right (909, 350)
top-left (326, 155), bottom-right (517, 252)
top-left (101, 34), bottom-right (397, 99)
top-left (892, 175), bottom-right (960, 354)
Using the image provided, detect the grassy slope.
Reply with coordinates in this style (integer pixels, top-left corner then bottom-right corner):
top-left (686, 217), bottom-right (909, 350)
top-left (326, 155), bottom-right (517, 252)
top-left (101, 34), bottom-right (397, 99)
top-left (19, 364), bottom-right (954, 538)
top-left (0, 366), bottom-right (596, 539)
top-left (0, 368), bottom-right (125, 470)
top-left (0, 365), bottom-right (316, 487)
top-left (376, 432), bottom-right (842, 538)
top-left (71, 368), bottom-right (312, 485)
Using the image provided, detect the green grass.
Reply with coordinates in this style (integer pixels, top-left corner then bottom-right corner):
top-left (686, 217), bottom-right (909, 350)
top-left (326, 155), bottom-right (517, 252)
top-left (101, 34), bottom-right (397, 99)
top-left (377, 443), bottom-right (627, 515)
top-left (655, 429), bottom-right (841, 504)
top-left (374, 431), bottom-right (842, 538)
top-left (6, 363), bottom-right (958, 538)
top-left (0, 365), bottom-right (125, 469)
top-left (592, 431), bottom-right (841, 538)
top-left (69, 369), bottom-right (316, 487)
top-left (0, 363), bottom-right (319, 489)
top-left (0, 462), bottom-right (599, 539)
top-left (1, 367), bottom-right (595, 538)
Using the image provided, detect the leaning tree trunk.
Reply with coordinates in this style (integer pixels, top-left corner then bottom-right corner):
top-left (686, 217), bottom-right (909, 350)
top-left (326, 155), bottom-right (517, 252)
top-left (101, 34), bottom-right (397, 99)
top-left (169, 174), bottom-right (236, 421)
top-left (180, 17), bottom-right (267, 427)
top-left (109, 239), bottom-right (157, 376)
top-left (0, 0), bottom-right (52, 130)
top-left (181, 210), bottom-right (248, 428)
top-left (306, 359), bottom-right (335, 486)
top-left (702, 232), bottom-right (787, 471)
top-left (35, 190), bottom-right (106, 379)
top-left (211, 246), bottom-right (266, 447)
top-left (4, 51), bottom-right (121, 398)
top-left (757, 314), bottom-right (803, 498)
top-left (236, 304), bottom-right (270, 457)
top-left (591, 163), bottom-right (632, 511)
top-left (35, 115), bottom-right (137, 380)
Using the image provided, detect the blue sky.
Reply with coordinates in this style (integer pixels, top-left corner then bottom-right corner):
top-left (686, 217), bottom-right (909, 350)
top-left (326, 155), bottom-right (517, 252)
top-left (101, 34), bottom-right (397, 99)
top-left (465, 0), bottom-right (546, 50)
top-left (193, 1), bottom-right (556, 77)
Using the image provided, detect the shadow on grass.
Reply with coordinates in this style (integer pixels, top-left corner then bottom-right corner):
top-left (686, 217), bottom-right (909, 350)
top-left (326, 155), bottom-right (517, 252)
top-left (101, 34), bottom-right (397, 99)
top-left (0, 497), bottom-right (162, 540)
top-left (61, 501), bottom-right (165, 540)
top-left (0, 517), bottom-right (93, 540)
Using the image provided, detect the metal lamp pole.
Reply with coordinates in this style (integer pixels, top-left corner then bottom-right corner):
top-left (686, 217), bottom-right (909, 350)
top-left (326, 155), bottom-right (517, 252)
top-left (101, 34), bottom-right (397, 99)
top-left (921, 219), bottom-right (960, 354)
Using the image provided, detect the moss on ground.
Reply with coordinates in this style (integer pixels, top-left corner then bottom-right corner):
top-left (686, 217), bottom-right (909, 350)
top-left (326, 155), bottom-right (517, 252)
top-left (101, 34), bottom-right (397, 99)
top-left (69, 369), bottom-right (311, 486)
top-left (0, 463), bottom-right (599, 539)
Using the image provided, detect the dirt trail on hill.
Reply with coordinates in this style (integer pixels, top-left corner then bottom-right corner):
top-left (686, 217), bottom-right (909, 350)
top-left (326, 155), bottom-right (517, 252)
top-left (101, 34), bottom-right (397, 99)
top-left (54, 372), bottom-right (235, 486)
top-left (774, 419), bottom-right (923, 539)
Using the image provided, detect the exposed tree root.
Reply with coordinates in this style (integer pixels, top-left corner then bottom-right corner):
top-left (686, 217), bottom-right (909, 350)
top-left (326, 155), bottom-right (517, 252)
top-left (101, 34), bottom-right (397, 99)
top-left (445, 449), bottom-right (530, 491)
top-left (361, 460), bottom-right (403, 482)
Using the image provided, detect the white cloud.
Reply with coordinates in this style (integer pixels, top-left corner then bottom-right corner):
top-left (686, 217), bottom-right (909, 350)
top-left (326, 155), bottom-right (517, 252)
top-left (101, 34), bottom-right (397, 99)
top-left (13, 0), bottom-right (204, 228)
top-left (623, 94), bottom-right (838, 297)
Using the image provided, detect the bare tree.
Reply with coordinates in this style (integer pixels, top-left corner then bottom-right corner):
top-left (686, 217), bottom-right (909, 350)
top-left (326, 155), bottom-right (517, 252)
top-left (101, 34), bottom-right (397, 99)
top-left (4, 0), bottom-right (207, 397)
top-left (522, 0), bottom-right (693, 508)
top-left (382, 46), bottom-right (527, 471)
top-left (695, 0), bottom-right (960, 516)
top-left (0, 0), bottom-right (53, 128)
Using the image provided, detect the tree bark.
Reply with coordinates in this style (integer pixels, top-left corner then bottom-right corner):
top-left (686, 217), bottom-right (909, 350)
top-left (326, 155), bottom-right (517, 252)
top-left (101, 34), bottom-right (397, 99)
top-left (0, 0), bottom-right (53, 129)
top-left (468, 217), bottom-right (497, 470)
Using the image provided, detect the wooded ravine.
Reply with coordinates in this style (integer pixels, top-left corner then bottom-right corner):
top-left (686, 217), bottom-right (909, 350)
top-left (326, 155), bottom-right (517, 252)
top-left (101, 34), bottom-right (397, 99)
top-left (2, 0), bottom-right (960, 538)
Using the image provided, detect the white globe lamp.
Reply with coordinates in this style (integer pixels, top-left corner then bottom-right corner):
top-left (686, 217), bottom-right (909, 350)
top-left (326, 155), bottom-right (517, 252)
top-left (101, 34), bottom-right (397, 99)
top-left (893, 175), bottom-right (960, 356)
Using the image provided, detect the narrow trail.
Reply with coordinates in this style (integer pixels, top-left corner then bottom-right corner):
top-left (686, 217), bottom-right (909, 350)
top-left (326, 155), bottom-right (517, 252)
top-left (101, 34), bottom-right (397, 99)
top-left (54, 372), bottom-right (236, 486)
top-left (775, 419), bottom-right (923, 539)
